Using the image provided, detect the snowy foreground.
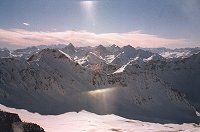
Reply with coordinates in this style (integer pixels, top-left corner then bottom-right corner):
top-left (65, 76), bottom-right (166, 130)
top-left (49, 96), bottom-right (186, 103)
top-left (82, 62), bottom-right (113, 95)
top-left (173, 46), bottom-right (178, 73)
top-left (0, 104), bottom-right (199, 132)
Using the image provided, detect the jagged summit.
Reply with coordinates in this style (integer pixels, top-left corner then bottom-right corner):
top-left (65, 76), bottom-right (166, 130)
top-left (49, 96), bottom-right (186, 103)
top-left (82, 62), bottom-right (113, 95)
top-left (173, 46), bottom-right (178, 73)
top-left (107, 44), bottom-right (120, 53)
top-left (77, 52), bottom-right (105, 66)
top-left (27, 48), bottom-right (72, 62)
top-left (95, 44), bottom-right (106, 50)
top-left (68, 43), bottom-right (75, 48)
top-left (122, 44), bottom-right (134, 49)
top-left (110, 44), bottom-right (118, 47)
top-left (61, 43), bottom-right (76, 57)
top-left (93, 45), bottom-right (110, 56)
top-left (110, 45), bottom-right (157, 65)
top-left (144, 54), bottom-right (166, 62)
top-left (64, 43), bottom-right (76, 52)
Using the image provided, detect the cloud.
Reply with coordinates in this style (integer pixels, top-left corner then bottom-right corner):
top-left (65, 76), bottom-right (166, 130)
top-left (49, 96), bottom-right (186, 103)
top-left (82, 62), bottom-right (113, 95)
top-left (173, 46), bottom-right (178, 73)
top-left (0, 28), bottom-right (189, 48)
top-left (23, 23), bottom-right (30, 26)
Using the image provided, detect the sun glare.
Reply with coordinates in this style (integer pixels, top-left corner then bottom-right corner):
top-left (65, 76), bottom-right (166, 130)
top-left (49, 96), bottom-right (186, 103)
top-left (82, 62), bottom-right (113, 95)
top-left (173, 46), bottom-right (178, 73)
top-left (81, 1), bottom-right (94, 9)
top-left (81, 1), bottom-right (94, 10)
top-left (89, 88), bottom-right (111, 94)
top-left (88, 88), bottom-right (115, 96)
top-left (80, 1), bottom-right (96, 25)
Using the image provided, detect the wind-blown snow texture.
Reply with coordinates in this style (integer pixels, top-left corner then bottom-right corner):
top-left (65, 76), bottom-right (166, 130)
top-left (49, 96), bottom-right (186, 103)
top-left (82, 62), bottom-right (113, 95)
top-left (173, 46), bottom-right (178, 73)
top-left (0, 44), bottom-right (200, 124)
top-left (0, 104), bottom-right (199, 132)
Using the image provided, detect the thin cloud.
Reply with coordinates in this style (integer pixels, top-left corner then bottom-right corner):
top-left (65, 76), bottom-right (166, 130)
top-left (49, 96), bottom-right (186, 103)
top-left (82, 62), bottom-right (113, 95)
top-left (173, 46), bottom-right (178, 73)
top-left (23, 22), bottom-right (30, 26)
top-left (0, 28), bottom-right (188, 48)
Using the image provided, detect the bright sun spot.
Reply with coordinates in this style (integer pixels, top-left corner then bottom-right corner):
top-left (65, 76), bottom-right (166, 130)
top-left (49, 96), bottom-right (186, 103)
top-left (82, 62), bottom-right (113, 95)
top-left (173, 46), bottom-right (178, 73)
top-left (80, 1), bottom-right (96, 25)
top-left (88, 88), bottom-right (114, 95)
top-left (81, 1), bottom-right (94, 10)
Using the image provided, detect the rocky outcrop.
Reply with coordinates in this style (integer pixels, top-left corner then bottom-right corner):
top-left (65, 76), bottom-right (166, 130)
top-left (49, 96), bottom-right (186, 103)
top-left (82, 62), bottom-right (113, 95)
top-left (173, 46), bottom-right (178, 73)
top-left (0, 110), bottom-right (44, 132)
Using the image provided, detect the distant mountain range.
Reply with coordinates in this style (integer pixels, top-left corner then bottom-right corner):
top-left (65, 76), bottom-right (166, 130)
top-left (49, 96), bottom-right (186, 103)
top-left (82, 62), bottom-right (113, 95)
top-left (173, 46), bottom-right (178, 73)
top-left (1, 44), bottom-right (200, 63)
top-left (0, 44), bottom-right (200, 123)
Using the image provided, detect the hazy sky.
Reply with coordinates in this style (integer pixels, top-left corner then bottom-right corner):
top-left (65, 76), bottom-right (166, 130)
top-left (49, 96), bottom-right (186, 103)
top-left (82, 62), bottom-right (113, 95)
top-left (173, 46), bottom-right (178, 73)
top-left (0, 0), bottom-right (200, 49)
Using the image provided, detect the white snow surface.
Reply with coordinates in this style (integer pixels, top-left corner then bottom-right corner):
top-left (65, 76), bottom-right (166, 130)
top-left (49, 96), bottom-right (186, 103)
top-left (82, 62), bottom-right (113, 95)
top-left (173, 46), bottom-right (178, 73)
top-left (76, 52), bottom-right (105, 65)
top-left (0, 104), bottom-right (199, 132)
top-left (160, 51), bottom-right (191, 59)
top-left (113, 60), bottom-right (133, 74)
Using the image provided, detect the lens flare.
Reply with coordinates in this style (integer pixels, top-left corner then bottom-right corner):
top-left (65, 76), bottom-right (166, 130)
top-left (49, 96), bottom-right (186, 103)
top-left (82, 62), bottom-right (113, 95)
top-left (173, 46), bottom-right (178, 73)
top-left (80, 1), bottom-right (96, 25)
top-left (81, 1), bottom-right (94, 10)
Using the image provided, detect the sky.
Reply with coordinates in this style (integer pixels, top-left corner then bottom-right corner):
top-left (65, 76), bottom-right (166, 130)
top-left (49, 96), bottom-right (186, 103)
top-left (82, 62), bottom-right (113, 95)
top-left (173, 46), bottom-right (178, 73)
top-left (0, 0), bottom-right (200, 49)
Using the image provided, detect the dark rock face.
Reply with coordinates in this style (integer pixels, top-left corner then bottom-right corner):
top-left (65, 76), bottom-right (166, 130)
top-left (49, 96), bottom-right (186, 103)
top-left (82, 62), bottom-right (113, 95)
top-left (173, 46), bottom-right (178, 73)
top-left (12, 122), bottom-right (45, 132)
top-left (0, 110), bottom-right (22, 132)
top-left (22, 123), bottom-right (44, 132)
top-left (0, 110), bottom-right (44, 132)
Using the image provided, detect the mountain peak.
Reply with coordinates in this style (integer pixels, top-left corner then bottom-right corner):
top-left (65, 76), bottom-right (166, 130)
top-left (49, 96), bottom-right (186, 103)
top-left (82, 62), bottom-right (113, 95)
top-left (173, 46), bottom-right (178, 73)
top-left (121, 45), bottom-right (136, 54)
top-left (64, 43), bottom-right (75, 50)
top-left (27, 48), bottom-right (72, 62)
top-left (123, 45), bottom-right (134, 48)
top-left (95, 45), bottom-right (106, 50)
top-left (68, 43), bottom-right (75, 48)
top-left (93, 45), bottom-right (110, 57)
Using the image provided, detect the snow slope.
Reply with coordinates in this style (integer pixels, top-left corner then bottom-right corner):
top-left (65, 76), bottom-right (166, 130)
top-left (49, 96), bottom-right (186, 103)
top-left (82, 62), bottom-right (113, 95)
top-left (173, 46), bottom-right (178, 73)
top-left (76, 52), bottom-right (106, 66)
top-left (110, 45), bottom-right (160, 65)
top-left (0, 104), bottom-right (199, 132)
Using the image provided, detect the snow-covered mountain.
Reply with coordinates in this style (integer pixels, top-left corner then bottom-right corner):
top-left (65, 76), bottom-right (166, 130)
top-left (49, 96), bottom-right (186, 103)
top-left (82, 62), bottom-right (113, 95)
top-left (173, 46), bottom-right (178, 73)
top-left (3, 44), bottom-right (200, 63)
top-left (156, 52), bottom-right (200, 112)
top-left (11, 46), bottom-right (40, 59)
top-left (73, 44), bottom-right (116, 65)
top-left (76, 52), bottom-right (106, 66)
top-left (0, 48), bottom-right (12, 58)
top-left (110, 45), bottom-right (161, 65)
top-left (0, 47), bottom-right (200, 123)
top-left (106, 44), bottom-right (121, 53)
top-left (141, 47), bottom-right (200, 60)
top-left (0, 48), bottom-right (96, 113)
top-left (11, 44), bottom-right (67, 59)
top-left (3, 44), bottom-right (166, 66)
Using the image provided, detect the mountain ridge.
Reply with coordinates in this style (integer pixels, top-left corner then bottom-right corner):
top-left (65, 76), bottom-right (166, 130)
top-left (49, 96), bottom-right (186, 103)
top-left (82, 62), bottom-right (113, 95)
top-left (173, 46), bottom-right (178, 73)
top-left (0, 44), bottom-right (200, 123)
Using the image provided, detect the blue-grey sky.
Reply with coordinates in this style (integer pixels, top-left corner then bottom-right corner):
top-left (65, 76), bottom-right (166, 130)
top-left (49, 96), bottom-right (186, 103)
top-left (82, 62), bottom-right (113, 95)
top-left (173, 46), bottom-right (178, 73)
top-left (0, 0), bottom-right (200, 49)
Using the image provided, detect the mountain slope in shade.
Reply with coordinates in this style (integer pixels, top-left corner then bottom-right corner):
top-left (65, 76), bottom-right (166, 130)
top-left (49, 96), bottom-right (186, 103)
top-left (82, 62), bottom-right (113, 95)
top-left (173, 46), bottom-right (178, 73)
top-left (0, 48), bottom-right (12, 58)
top-left (93, 45), bottom-right (112, 57)
top-left (118, 51), bottom-right (200, 112)
top-left (11, 46), bottom-right (40, 59)
top-left (155, 52), bottom-right (200, 112)
top-left (0, 104), bottom-right (199, 132)
top-left (61, 43), bottom-right (76, 58)
top-left (106, 44), bottom-right (121, 53)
